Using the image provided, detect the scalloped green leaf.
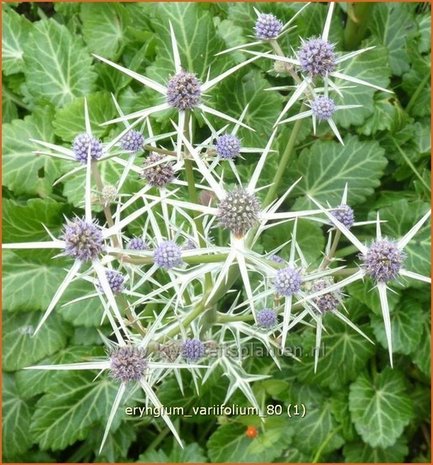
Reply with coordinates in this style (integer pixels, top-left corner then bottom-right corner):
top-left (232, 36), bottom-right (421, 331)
top-left (343, 439), bottom-right (408, 462)
top-left (2, 373), bottom-right (33, 458)
top-left (2, 8), bottom-right (31, 75)
top-left (2, 106), bottom-right (65, 196)
top-left (23, 19), bottom-right (96, 106)
top-left (3, 311), bottom-right (70, 371)
top-left (349, 368), bottom-right (414, 448)
top-left (138, 442), bottom-right (206, 463)
top-left (3, 251), bottom-right (67, 312)
top-left (80, 3), bottom-right (130, 60)
top-left (31, 371), bottom-right (119, 451)
top-left (293, 135), bottom-right (387, 209)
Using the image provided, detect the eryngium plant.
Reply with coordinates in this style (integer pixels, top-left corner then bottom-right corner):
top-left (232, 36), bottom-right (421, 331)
top-left (3, 2), bottom-right (431, 463)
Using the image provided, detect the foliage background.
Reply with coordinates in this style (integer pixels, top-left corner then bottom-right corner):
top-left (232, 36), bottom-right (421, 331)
top-left (2, 2), bottom-right (431, 463)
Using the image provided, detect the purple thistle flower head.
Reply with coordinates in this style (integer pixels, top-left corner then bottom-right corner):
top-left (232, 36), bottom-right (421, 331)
top-left (257, 308), bottom-right (277, 328)
top-left (215, 134), bottom-right (241, 160)
top-left (120, 130), bottom-right (145, 152)
top-left (98, 270), bottom-right (125, 294)
top-left (154, 240), bottom-right (183, 269)
top-left (274, 266), bottom-right (302, 296)
top-left (181, 338), bottom-right (205, 362)
top-left (361, 239), bottom-right (405, 283)
top-left (109, 346), bottom-right (147, 383)
top-left (311, 96), bottom-right (336, 121)
top-left (217, 188), bottom-right (261, 238)
top-left (254, 13), bottom-right (283, 40)
top-left (72, 133), bottom-right (103, 164)
top-left (166, 71), bottom-right (202, 110)
top-left (332, 204), bottom-right (355, 229)
top-left (62, 218), bottom-right (104, 262)
top-left (269, 254), bottom-right (285, 265)
top-left (298, 37), bottom-right (336, 77)
top-left (311, 278), bottom-right (340, 314)
top-left (141, 153), bottom-right (175, 188)
top-left (127, 236), bottom-right (148, 251)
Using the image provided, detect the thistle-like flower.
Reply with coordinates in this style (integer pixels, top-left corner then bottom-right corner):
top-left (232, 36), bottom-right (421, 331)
top-left (256, 308), bottom-right (277, 328)
top-left (128, 236), bottom-right (149, 251)
top-left (62, 218), bottom-right (105, 262)
top-left (215, 134), bottom-right (242, 160)
top-left (110, 346), bottom-right (148, 382)
top-left (73, 133), bottom-right (103, 163)
top-left (181, 338), bottom-right (206, 362)
top-left (332, 203), bottom-right (355, 229)
top-left (154, 241), bottom-right (183, 269)
top-left (274, 266), bottom-right (302, 297)
top-left (254, 13), bottom-right (283, 40)
top-left (298, 37), bottom-right (336, 77)
top-left (166, 71), bottom-right (202, 110)
top-left (99, 270), bottom-right (125, 295)
top-left (361, 240), bottom-right (405, 283)
top-left (120, 129), bottom-right (145, 152)
top-left (141, 153), bottom-right (175, 187)
top-left (311, 278), bottom-right (340, 313)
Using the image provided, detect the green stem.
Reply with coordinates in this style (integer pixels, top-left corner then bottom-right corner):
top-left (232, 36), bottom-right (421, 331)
top-left (406, 72), bottom-right (430, 114)
top-left (3, 87), bottom-right (30, 111)
top-left (320, 230), bottom-right (341, 270)
top-left (311, 426), bottom-right (342, 463)
top-left (263, 113), bottom-right (304, 207)
top-left (392, 139), bottom-right (431, 193)
top-left (143, 144), bottom-right (177, 157)
top-left (344, 3), bottom-right (373, 50)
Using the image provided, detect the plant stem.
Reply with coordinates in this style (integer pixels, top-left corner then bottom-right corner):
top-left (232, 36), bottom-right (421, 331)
top-left (143, 144), bottom-right (177, 157)
top-left (344, 3), bottom-right (373, 50)
top-left (320, 230), bottom-right (341, 270)
top-left (311, 426), bottom-right (342, 463)
top-left (406, 72), bottom-right (430, 114)
top-left (263, 113), bottom-right (304, 207)
top-left (392, 139), bottom-right (431, 193)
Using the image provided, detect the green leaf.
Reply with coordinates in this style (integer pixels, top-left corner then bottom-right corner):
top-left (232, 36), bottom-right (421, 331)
top-left (349, 368), bottom-right (414, 448)
top-left (23, 19), bottom-right (96, 106)
top-left (369, 3), bottom-right (415, 76)
top-left (370, 295), bottom-right (426, 355)
top-left (370, 199), bottom-right (430, 279)
top-left (2, 106), bottom-right (66, 196)
top-left (332, 45), bottom-right (391, 127)
top-left (2, 8), bottom-right (31, 75)
top-left (348, 281), bottom-right (401, 316)
top-left (343, 439), bottom-right (408, 462)
top-left (138, 442), bottom-right (207, 463)
top-left (15, 346), bottom-right (104, 400)
top-left (293, 315), bottom-right (375, 390)
top-left (412, 318), bottom-right (430, 377)
top-left (53, 92), bottom-right (116, 141)
top-left (2, 373), bottom-right (33, 458)
top-left (292, 399), bottom-right (344, 456)
top-left (210, 69), bottom-right (283, 147)
top-left (3, 312), bottom-right (70, 371)
top-left (3, 198), bottom-right (66, 243)
top-left (89, 422), bottom-right (137, 462)
top-left (147, 3), bottom-right (227, 82)
top-left (2, 251), bottom-right (66, 312)
top-left (80, 4), bottom-right (130, 60)
top-left (208, 419), bottom-right (293, 462)
top-left (292, 135), bottom-right (387, 209)
top-left (31, 371), bottom-right (119, 451)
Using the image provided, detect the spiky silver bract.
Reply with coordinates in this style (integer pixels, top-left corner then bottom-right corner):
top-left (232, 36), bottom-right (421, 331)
top-left (361, 239), bottom-right (405, 283)
top-left (62, 218), bottom-right (104, 262)
top-left (217, 188), bottom-right (261, 238)
top-left (109, 346), bottom-right (148, 383)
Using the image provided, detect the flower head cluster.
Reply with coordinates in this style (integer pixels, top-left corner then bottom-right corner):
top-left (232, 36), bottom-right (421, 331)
top-left (254, 13), bottom-right (283, 40)
top-left (215, 134), bottom-right (241, 160)
top-left (217, 188), bottom-right (260, 237)
top-left (311, 278), bottom-right (340, 313)
top-left (73, 133), bottom-right (103, 164)
top-left (128, 236), bottom-right (148, 251)
top-left (298, 37), bottom-right (336, 77)
top-left (154, 241), bottom-right (183, 269)
top-left (62, 218), bottom-right (104, 262)
top-left (109, 346), bottom-right (148, 383)
top-left (311, 96), bottom-right (336, 121)
top-left (274, 266), bottom-right (302, 296)
top-left (332, 204), bottom-right (355, 229)
top-left (99, 270), bottom-right (125, 294)
top-left (100, 184), bottom-right (118, 206)
top-left (166, 71), bottom-right (202, 110)
top-left (257, 308), bottom-right (277, 328)
top-left (181, 339), bottom-right (206, 362)
top-left (120, 130), bottom-right (145, 152)
top-left (141, 153), bottom-right (175, 187)
top-left (361, 239), bottom-right (405, 283)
